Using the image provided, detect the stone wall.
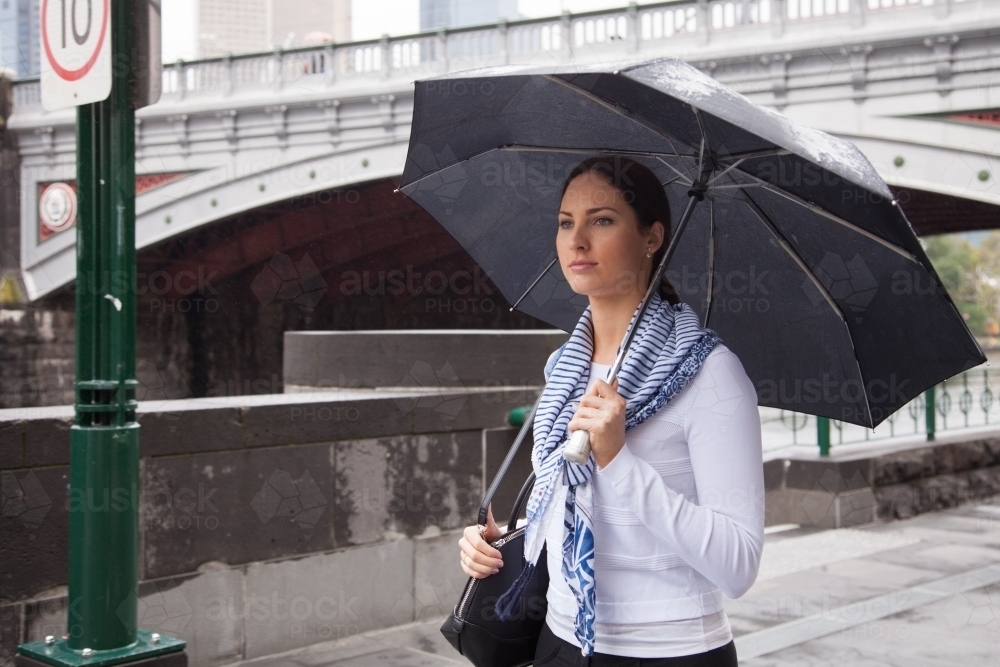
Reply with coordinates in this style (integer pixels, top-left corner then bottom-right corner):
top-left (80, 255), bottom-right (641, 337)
top-left (0, 390), bottom-right (536, 667)
top-left (0, 297), bottom-right (76, 408)
top-left (874, 439), bottom-right (1000, 519)
top-left (283, 330), bottom-right (569, 392)
top-left (764, 436), bottom-right (1000, 528)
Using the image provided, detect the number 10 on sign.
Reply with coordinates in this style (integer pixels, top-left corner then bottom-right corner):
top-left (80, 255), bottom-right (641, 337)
top-left (40, 0), bottom-right (112, 111)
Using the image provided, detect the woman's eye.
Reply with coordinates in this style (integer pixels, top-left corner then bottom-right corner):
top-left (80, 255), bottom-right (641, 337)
top-left (559, 219), bottom-right (573, 229)
top-left (594, 217), bottom-right (613, 226)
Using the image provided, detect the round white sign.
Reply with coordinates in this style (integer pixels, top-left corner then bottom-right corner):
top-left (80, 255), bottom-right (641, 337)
top-left (40, 182), bottom-right (78, 233)
top-left (40, 0), bottom-right (112, 111)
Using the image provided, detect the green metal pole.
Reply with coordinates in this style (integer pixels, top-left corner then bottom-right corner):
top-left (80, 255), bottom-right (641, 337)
top-left (18, 2), bottom-right (184, 665)
top-left (817, 416), bottom-right (830, 457)
top-left (67, 0), bottom-right (140, 649)
top-left (926, 385), bottom-right (936, 441)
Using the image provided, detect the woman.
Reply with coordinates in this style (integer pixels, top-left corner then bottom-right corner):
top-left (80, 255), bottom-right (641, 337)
top-left (458, 155), bottom-right (765, 666)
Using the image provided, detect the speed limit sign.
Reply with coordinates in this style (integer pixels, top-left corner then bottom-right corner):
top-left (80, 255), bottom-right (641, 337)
top-left (40, 0), bottom-right (112, 112)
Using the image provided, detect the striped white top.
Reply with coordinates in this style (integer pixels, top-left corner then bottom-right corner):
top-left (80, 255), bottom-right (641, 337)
top-left (543, 345), bottom-right (765, 658)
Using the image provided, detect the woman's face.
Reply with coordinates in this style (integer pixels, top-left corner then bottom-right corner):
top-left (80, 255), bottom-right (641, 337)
top-left (557, 170), bottom-right (664, 300)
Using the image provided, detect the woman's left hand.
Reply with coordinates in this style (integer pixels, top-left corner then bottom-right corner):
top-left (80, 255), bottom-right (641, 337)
top-left (568, 378), bottom-right (626, 469)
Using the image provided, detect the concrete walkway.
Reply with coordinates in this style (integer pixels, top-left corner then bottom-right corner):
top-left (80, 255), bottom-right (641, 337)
top-left (227, 500), bottom-right (1000, 667)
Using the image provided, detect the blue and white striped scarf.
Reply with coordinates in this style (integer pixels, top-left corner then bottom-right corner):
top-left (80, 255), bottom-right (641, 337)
top-left (494, 292), bottom-right (721, 656)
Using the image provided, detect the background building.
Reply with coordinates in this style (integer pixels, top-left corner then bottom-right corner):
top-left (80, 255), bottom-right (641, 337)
top-left (271, 0), bottom-right (351, 49)
top-left (0, 0), bottom-right (39, 78)
top-left (197, 0), bottom-right (353, 58)
top-left (197, 0), bottom-right (270, 58)
top-left (419, 0), bottom-right (520, 31)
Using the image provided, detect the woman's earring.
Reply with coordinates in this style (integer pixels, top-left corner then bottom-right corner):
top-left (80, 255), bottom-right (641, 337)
top-left (646, 251), bottom-right (652, 258)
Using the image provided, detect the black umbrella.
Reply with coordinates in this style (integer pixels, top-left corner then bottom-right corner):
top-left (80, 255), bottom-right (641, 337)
top-left (396, 56), bottom-right (985, 429)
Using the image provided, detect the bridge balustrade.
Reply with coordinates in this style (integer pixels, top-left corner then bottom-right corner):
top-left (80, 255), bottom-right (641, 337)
top-left (12, 0), bottom-right (982, 113)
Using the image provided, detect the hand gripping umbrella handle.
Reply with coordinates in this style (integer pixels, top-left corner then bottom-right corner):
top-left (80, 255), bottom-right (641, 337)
top-left (563, 429), bottom-right (592, 464)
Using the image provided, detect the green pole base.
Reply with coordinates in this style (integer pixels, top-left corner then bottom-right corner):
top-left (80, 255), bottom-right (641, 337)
top-left (67, 424), bottom-right (141, 649)
top-left (17, 630), bottom-right (185, 667)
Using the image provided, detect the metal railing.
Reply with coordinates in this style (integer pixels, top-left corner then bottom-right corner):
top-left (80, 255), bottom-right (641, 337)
top-left (762, 363), bottom-right (1000, 457)
top-left (11, 0), bottom-right (975, 114)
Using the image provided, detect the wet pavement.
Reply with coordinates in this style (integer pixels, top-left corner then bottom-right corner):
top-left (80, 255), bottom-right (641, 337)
top-left (228, 499), bottom-right (1000, 666)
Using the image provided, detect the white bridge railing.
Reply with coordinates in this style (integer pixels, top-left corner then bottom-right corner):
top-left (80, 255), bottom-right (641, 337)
top-left (10, 0), bottom-right (982, 114)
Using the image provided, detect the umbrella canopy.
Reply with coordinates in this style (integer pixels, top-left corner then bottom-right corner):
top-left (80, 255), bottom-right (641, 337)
top-left (397, 56), bottom-right (985, 428)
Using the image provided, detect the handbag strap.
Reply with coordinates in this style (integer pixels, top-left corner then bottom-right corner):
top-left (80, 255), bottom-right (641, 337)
top-left (477, 391), bottom-right (542, 527)
top-left (506, 470), bottom-right (536, 532)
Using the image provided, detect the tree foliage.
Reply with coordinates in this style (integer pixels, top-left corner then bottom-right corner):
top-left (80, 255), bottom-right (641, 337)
top-left (922, 232), bottom-right (1000, 335)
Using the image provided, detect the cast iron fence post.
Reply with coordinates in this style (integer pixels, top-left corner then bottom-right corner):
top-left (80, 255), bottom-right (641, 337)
top-left (817, 416), bottom-right (831, 457)
top-left (926, 385), bottom-right (936, 441)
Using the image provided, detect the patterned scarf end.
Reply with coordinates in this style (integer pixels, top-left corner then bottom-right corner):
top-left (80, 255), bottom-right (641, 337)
top-left (494, 561), bottom-right (535, 621)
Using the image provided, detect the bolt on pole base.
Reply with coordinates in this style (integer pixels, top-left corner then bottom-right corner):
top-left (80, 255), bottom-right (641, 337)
top-left (16, 630), bottom-right (185, 667)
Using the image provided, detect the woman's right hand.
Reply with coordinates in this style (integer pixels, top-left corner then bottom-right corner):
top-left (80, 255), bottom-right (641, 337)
top-left (459, 503), bottom-right (504, 579)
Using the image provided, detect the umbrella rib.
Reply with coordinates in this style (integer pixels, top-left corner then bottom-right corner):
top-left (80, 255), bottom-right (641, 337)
top-left (705, 189), bottom-right (747, 203)
top-left (704, 199), bottom-right (715, 328)
top-left (397, 143), bottom-right (515, 193)
top-left (708, 182), bottom-right (763, 190)
top-left (716, 169), bottom-right (919, 264)
top-left (654, 156), bottom-right (695, 185)
top-left (509, 256), bottom-right (559, 311)
top-left (500, 145), bottom-right (697, 160)
top-left (542, 74), bottom-right (702, 156)
top-left (664, 135), bottom-right (690, 166)
top-left (399, 143), bottom-right (698, 192)
top-left (738, 188), bottom-right (846, 323)
top-left (500, 144), bottom-right (697, 184)
top-left (741, 187), bottom-right (874, 426)
top-left (708, 158), bottom-right (744, 184)
top-left (692, 106), bottom-right (710, 167)
top-left (718, 147), bottom-right (792, 161)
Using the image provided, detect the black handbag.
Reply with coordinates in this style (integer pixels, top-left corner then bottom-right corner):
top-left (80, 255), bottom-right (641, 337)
top-left (440, 395), bottom-right (549, 667)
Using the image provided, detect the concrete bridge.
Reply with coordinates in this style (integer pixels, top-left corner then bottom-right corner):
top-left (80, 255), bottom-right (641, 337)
top-left (4, 0), bottom-right (1000, 302)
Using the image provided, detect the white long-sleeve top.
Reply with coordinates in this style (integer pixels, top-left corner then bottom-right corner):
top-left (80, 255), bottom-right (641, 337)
top-left (540, 343), bottom-right (765, 658)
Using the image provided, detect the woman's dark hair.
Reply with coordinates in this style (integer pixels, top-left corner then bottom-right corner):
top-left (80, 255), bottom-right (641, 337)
top-left (559, 155), bottom-right (681, 305)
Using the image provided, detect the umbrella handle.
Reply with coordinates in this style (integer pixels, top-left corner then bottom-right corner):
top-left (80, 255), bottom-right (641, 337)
top-left (563, 429), bottom-right (592, 464)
